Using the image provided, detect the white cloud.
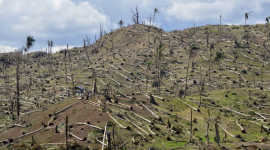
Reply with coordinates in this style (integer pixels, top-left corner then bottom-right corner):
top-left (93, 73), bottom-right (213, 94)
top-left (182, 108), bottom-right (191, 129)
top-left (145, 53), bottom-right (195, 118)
top-left (0, 0), bottom-right (109, 51)
top-left (0, 46), bottom-right (17, 53)
top-left (164, 0), bottom-right (270, 24)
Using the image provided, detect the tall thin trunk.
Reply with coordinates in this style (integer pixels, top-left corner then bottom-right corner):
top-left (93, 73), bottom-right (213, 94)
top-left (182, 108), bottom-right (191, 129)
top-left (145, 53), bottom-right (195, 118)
top-left (184, 54), bottom-right (191, 98)
top-left (199, 66), bottom-right (202, 107)
top-left (65, 115), bottom-right (68, 149)
top-left (16, 54), bottom-right (20, 118)
top-left (190, 108), bottom-right (193, 143)
top-left (65, 45), bottom-right (68, 83)
top-left (215, 117), bottom-right (220, 146)
top-left (209, 48), bottom-right (211, 81)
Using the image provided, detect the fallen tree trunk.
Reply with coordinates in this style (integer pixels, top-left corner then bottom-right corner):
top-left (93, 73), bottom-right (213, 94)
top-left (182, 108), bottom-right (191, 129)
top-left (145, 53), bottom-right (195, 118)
top-left (97, 77), bottom-right (106, 86)
top-left (55, 100), bottom-right (83, 115)
top-left (223, 107), bottom-right (248, 117)
top-left (105, 74), bottom-right (121, 86)
top-left (176, 98), bottom-right (198, 111)
top-left (75, 123), bottom-right (103, 130)
top-left (139, 102), bottom-right (159, 119)
top-left (152, 95), bottom-right (164, 101)
top-left (105, 102), bottom-right (129, 110)
top-left (250, 121), bottom-right (270, 130)
top-left (123, 116), bottom-right (150, 136)
top-left (132, 112), bottom-right (151, 123)
top-left (218, 124), bottom-right (236, 138)
top-left (108, 113), bottom-right (127, 129)
top-left (236, 122), bottom-right (246, 133)
top-left (69, 132), bottom-right (86, 141)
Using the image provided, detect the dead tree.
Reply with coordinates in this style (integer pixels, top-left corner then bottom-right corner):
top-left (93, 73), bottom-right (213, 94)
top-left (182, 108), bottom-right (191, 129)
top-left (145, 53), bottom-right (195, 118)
top-left (65, 45), bottom-right (68, 83)
top-left (65, 115), bottom-right (68, 149)
top-left (131, 5), bottom-right (139, 24)
top-left (14, 49), bottom-right (22, 118)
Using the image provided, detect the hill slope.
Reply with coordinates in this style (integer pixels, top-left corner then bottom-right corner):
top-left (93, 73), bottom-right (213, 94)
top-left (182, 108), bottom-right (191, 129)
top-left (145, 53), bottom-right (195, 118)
top-left (0, 24), bottom-right (270, 149)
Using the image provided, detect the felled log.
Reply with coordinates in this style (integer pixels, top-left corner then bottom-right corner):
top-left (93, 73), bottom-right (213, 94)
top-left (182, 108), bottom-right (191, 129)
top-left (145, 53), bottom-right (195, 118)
top-left (105, 102), bottom-right (129, 110)
top-left (123, 116), bottom-right (150, 136)
top-left (55, 100), bottom-right (82, 115)
top-left (218, 124), bottom-right (241, 138)
top-left (236, 122), bottom-right (246, 133)
top-left (177, 98), bottom-right (198, 111)
top-left (108, 113), bottom-right (127, 129)
top-left (102, 125), bottom-right (107, 150)
top-left (223, 107), bottom-right (248, 117)
top-left (105, 74), bottom-right (121, 86)
top-left (118, 103), bottom-right (133, 110)
top-left (139, 102), bottom-right (159, 119)
top-left (131, 112), bottom-right (151, 123)
top-left (148, 126), bottom-right (158, 136)
top-left (97, 77), bottom-right (106, 86)
top-left (68, 133), bottom-right (86, 141)
top-left (75, 122), bottom-right (103, 131)
top-left (152, 95), bottom-right (164, 101)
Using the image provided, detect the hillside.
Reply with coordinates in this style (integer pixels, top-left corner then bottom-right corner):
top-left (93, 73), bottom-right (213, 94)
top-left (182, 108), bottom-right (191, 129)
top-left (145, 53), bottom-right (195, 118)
top-left (0, 23), bottom-right (270, 149)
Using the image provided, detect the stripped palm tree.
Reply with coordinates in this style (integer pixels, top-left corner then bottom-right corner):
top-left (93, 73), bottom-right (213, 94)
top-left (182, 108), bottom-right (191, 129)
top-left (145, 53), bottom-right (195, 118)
top-left (25, 36), bottom-right (35, 62)
top-left (152, 7), bottom-right (159, 27)
top-left (209, 44), bottom-right (214, 80)
top-left (244, 12), bottom-right (252, 37)
top-left (146, 61), bottom-right (152, 93)
top-left (184, 43), bottom-right (198, 98)
top-left (266, 16), bottom-right (270, 29)
top-left (118, 20), bottom-right (124, 28)
top-left (156, 42), bottom-right (165, 92)
top-left (213, 51), bottom-right (224, 70)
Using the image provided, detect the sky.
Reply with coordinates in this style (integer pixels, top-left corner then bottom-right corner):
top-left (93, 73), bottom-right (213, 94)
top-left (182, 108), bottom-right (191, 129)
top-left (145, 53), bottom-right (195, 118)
top-left (0, 0), bottom-right (269, 53)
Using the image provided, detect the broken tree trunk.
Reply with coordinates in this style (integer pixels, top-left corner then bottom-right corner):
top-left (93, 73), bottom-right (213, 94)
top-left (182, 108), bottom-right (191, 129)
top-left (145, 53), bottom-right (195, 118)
top-left (102, 125), bottom-right (107, 150)
top-left (177, 98), bottom-right (198, 111)
top-left (108, 113), bottom-right (127, 129)
top-left (218, 124), bottom-right (238, 138)
top-left (123, 116), bottom-right (150, 136)
top-left (236, 121), bottom-right (246, 133)
top-left (149, 93), bottom-right (158, 105)
top-left (139, 102), bottom-right (159, 119)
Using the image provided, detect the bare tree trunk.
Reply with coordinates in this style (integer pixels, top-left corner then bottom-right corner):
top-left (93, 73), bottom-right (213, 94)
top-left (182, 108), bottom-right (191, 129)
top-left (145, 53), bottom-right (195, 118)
top-left (65, 45), bottom-right (68, 83)
top-left (215, 117), bottom-right (220, 146)
top-left (65, 115), bottom-right (68, 149)
top-left (206, 109), bottom-right (210, 145)
top-left (72, 76), bottom-right (75, 96)
top-left (190, 108), bottom-right (193, 143)
top-left (184, 54), bottom-right (191, 98)
top-left (16, 53), bottom-right (20, 119)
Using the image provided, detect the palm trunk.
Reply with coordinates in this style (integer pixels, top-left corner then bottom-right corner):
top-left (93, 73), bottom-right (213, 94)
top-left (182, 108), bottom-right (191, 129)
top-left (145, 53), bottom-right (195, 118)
top-left (65, 45), bottom-right (68, 83)
top-left (16, 55), bottom-right (20, 118)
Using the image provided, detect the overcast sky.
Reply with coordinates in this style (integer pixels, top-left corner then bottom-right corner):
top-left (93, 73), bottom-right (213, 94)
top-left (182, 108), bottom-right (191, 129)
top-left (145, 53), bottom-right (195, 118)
top-left (0, 0), bottom-right (269, 53)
